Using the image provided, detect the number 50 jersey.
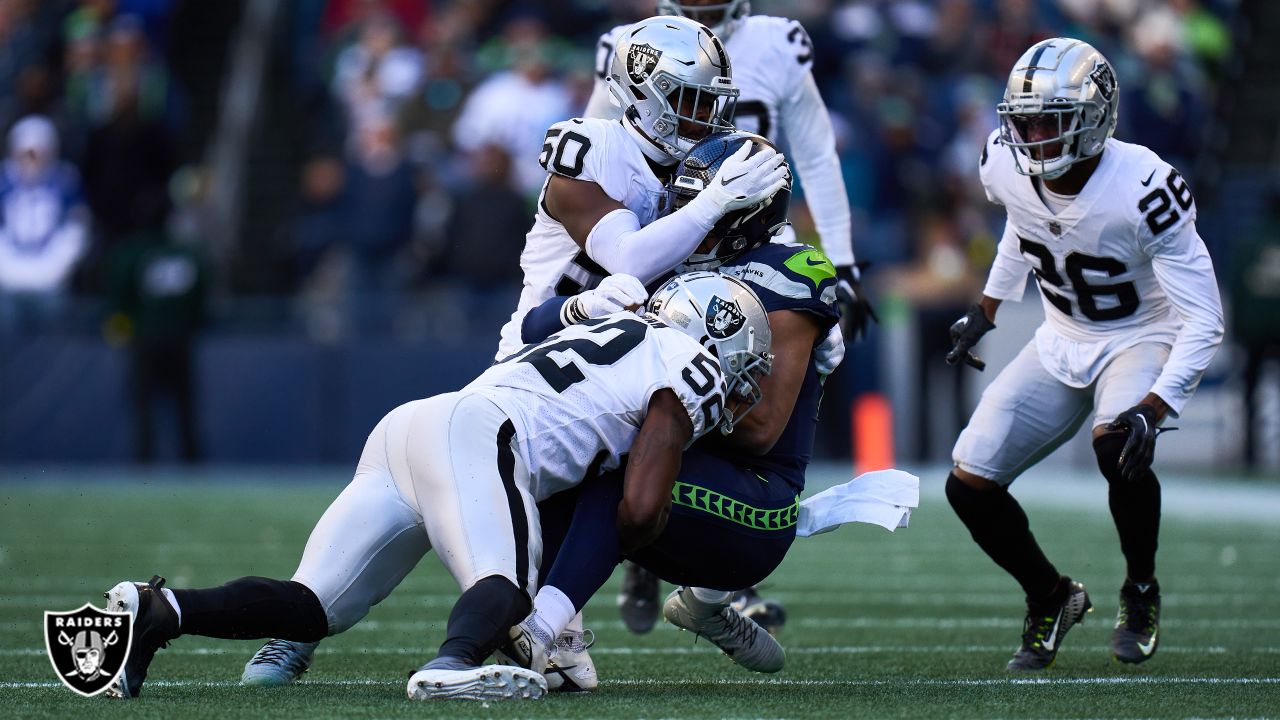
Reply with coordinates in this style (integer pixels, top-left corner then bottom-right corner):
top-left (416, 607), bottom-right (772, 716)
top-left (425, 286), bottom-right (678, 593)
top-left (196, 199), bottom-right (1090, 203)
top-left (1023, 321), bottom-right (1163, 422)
top-left (469, 313), bottom-right (727, 502)
top-left (496, 117), bottom-right (667, 360)
top-left (979, 130), bottom-right (1223, 413)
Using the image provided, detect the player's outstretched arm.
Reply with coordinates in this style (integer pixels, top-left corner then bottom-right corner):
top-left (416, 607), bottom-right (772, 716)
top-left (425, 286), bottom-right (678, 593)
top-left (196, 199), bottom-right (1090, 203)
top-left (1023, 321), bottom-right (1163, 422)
top-left (717, 308), bottom-right (823, 455)
top-left (617, 388), bottom-right (694, 554)
top-left (519, 275), bottom-right (648, 344)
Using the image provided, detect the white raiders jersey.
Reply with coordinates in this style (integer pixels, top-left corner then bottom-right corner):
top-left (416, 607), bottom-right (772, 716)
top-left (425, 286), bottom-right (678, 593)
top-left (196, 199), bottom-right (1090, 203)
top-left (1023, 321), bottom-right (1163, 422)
top-left (586, 15), bottom-right (855, 264)
top-left (980, 130), bottom-right (1224, 415)
top-left (496, 117), bottom-right (666, 359)
top-left (469, 312), bottom-right (727, 501)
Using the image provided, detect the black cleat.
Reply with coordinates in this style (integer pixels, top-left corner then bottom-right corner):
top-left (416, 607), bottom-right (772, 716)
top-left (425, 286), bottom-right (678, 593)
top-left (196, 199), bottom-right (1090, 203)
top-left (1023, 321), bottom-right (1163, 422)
top-left (1112, 579), bottom-right (1160, 664)
top-left (103, 576), bottom-right (179, 698)
top-left (617, 562), bottom-right (660, 634)
top-left (1007, 578), bottom-right (1092, 671)
top-left (729, 587), bottom-right (787, 636)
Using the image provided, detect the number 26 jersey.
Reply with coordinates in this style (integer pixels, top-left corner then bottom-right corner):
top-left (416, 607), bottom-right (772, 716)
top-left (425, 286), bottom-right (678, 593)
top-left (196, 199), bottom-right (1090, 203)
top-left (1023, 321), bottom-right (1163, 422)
top-left (979, 130), bottom-right (1223, 404)
top-left (469, 313), bottom-right (726, 502)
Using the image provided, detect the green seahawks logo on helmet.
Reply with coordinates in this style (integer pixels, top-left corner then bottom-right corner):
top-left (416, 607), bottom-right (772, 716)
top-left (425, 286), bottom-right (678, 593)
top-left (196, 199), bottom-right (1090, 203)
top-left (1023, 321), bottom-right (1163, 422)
top-left (705, 295), bottom-right (745, 339)
top-left (627, 43), bottom-right (662, 85)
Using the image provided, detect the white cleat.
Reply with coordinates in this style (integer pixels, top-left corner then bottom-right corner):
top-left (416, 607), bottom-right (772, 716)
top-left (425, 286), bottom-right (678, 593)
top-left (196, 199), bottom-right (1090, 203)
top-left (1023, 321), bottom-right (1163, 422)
top-left (406, 663), bottom-right (546, 701)
top-left (493, 618), bottom-right (551, 675)
top-left (240, 639), bottom-right (320, 686)
top-left (663, 587), bottom-right (785, 673)
top-left (543, 628), bottom-right (597, 692)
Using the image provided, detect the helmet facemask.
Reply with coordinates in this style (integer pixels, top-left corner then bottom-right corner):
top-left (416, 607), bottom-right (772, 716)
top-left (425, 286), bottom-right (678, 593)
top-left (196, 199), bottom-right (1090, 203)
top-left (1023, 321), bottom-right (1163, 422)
top-left (608, 16), bottom-right (739, 164)
top-left (714, 333), bottom-right (772, 433)
top-left (998, 97), bottom-right (1107, 179)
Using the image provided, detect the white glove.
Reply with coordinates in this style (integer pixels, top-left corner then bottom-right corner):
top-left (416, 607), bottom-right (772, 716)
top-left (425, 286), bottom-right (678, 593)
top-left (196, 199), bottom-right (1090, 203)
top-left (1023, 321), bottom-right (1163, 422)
top-left (560, 274), bottom-right (650, 325)
top-left (813, 323), bottom-right (845, 376)
top-left (685, 143), bottom-right (790, 222)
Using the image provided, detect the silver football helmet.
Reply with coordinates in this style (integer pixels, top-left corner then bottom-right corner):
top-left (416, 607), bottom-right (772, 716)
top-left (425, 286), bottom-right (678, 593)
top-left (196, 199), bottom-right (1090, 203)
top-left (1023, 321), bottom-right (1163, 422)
top-left (647, 271), bottom-right (772, 433)
top-left (607, 15), bottom-right (738, 165)
top-left (655, 0), bottom-right (751, 41)
top-left (997, 38), bottom-right (1119, 179)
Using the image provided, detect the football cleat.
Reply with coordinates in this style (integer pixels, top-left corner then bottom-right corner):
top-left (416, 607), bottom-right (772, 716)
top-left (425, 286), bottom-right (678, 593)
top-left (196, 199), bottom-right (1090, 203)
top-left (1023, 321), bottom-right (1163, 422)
top-left (543, 628), bottom-right (597, 692)
top-left (729, 586), bottom-right (787, 636)
top-left (240, 639), bottom-right (320, 686)
top-left (494, 617), bottom-right (551, 675)
top-left (663, 587), bottom-right (785, 673)
top-left (1007, 578), bottom-right (1093, 671)
top-left (407, 656), bottom-right (546, 701)
top-left (102, 576), bottom-right (180, 698)
top-left (1112, 579), bottom-right (1160, 664)
top-left (618, 561), bottom-right (661, 634)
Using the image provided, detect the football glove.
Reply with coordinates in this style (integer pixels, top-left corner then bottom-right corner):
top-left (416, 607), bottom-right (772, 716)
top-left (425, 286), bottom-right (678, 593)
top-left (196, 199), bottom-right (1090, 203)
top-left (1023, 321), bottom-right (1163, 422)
top-left (945, 303), bottom-right (996, 371)
top-left (561, 274), bottom-right (649, 325)
top-left (686, 142), bottom-right (790, 217)
top-left (835, 262), bottom-right (878, 342)
top-left (1105, 404), bottom-right (1176, 481)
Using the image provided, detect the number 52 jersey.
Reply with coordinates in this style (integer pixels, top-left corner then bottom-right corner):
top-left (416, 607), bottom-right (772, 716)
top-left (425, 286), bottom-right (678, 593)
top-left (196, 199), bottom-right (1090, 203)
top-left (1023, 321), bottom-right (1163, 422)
top-left (468, 313), bottom-right (727, 502)
top-left (979, 130), bottom-right (1223, 414)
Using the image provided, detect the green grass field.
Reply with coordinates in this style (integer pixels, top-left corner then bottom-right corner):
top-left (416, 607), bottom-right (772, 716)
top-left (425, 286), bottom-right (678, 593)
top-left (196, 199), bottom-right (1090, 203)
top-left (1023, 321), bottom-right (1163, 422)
top-left (2, 464), bottom-right (1278, 719)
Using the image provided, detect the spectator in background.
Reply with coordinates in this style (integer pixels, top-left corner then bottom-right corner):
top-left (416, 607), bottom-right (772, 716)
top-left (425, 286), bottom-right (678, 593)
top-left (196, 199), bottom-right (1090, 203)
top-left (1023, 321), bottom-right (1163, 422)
top-left (330, 11), bottom-right (424, 131)
top-left (451, 14), bottom-right (572, 198)
top-left (1122, 8), bottom-right (1204, 175)
top-left (1233, 190), bottom-right (1280, 469)
top-left (432, 143), bottom-right (526, 290)
top-left (106, 209), bottom-right (208, 463)
top-left (0, 115), bottom-right (88, 338)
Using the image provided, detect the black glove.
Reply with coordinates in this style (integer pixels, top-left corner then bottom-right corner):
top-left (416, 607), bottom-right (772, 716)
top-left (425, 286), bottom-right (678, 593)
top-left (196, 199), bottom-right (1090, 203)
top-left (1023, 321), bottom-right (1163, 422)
top-left (945, 303), bottom-right (995, 371)
top-left (835, 262), bottom-right (878, 342)
top-left (1105, 404), bottom-right (1176, 480)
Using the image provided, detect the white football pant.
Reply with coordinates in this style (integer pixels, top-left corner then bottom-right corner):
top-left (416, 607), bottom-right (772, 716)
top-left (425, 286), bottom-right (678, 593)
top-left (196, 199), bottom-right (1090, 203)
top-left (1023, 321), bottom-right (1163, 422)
top-left (953, 340), bottom-right (1170, 486)
top-left (291, 392), bottom-right (541, 635)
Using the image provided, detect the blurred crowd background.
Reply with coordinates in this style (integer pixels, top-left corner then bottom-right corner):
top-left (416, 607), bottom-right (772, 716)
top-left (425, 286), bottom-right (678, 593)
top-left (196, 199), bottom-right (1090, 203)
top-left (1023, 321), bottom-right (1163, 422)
top-left (1, 0), bottom-right (1276, 470)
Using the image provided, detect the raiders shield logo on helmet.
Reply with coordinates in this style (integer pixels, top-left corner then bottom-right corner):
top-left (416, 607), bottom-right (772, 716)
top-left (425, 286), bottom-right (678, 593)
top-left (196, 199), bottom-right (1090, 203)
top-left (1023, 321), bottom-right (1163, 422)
top-left (1089, 61), bottom-right (1116, 101)
top-left (627, 43), bottom-right (662, 85)
top-left (44, 603), bottom-right (132, 697)
top-left (705, 295), bottom-right (746, 339)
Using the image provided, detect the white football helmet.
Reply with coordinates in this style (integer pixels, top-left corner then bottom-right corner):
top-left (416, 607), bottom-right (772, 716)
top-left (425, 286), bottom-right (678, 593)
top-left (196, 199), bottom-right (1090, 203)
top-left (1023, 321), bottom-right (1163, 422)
top-left (655, 0), bottom-right (751, 41)
top-left (997, 38), bottom-right (1119, 179)
top-left (607, 15), bottom-right (738, 165)
top-left (647, 271), bottom-right (772, 433)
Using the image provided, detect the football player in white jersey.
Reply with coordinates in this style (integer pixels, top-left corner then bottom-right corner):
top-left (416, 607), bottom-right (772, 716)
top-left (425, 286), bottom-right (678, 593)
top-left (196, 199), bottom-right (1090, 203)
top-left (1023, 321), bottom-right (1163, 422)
top-left (494, 14), bottom-right (790, 360)
top-left (943, 39), bottom-right (1224, 671)
top-left (99, 273), bottom-right (774, 701)
top-left (584, 1), bottom-right (876, 341)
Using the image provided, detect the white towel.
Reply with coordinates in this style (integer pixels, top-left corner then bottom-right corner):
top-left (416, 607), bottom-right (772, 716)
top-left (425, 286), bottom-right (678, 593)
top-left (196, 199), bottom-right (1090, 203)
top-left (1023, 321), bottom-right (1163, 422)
top-left (796, 469), bottom-right (920, 537)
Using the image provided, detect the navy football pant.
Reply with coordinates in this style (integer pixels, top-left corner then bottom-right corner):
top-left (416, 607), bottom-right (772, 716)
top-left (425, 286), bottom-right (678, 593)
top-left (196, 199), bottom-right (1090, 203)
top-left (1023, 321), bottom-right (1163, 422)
top-left (539, 450), bottom-right (799, 610)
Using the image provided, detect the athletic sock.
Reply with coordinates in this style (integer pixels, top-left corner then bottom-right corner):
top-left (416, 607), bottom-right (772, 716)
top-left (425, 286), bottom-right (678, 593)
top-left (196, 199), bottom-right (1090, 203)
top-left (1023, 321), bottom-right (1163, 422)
top-left (690, 587), bottom-right (732, 605)
top-left (945, 472), bottom-right (1061, 602)
top-left (436, 575), bottom-right (529, 667)
top-left (530, 585), bottom-right (576, 638)
top-left (1108, 469), bottom-right (1161, 583)
top-left (171, 577), bottom-right (328, 641)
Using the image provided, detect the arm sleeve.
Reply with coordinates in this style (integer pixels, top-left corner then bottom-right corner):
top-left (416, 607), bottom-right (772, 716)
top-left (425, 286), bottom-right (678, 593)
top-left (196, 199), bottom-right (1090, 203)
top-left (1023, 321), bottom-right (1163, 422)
top-left (1145, 222), bottom-right (1225, 416)
top-left (780, 72), bottom-right (854, 267)
top-left (521, 295), bottom-right (571, 343)
top-left (585, 205), bottom-right (718, 284)
top-left (981, 220), bottom-right (1031, 301)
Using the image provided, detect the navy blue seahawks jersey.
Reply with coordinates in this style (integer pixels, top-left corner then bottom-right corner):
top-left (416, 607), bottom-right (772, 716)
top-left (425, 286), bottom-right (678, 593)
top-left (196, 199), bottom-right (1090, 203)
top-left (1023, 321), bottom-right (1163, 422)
top-left (704, 241), bottom-right (841, 493)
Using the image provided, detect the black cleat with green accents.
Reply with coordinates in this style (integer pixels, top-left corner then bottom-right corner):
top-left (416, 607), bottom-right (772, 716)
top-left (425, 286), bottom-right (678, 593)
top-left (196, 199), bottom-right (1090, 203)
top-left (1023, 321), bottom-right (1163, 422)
top-left (1112, 579), bottom-right (1160, 664)
top-left (1007, 578), bottom-right (1092, 671)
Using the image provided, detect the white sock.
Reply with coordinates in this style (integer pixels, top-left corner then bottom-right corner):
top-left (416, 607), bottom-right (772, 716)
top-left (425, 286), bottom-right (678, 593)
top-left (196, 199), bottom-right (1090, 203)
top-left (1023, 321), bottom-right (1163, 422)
top-left (161, 587), bottom-right (182, 626)
top-left (690, 586), bottom-right (732, 606)
top-left (532, 585), bottom-right (576, 638)
top-left (565, 610), bottom-right (584, 633)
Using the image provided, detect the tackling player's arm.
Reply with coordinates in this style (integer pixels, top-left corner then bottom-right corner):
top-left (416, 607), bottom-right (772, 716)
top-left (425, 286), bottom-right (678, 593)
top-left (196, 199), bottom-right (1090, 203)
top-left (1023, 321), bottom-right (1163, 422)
top-left (542, 136), bottom-right (788, 284)
top-left (617, 388), bottom-right (693, 554)
top-left (716, 308), bottom-right (823, 454)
